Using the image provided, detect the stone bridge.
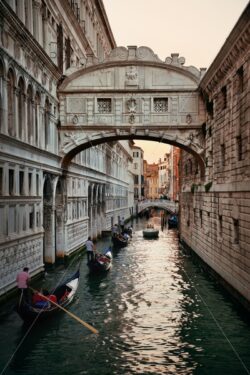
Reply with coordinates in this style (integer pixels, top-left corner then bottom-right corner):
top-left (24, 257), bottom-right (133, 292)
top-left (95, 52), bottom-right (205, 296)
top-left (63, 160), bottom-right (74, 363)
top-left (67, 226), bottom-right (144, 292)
top-left (58, 46), bottom-right (207, 176)
top-left (137, 200), bottom-right (178, 214)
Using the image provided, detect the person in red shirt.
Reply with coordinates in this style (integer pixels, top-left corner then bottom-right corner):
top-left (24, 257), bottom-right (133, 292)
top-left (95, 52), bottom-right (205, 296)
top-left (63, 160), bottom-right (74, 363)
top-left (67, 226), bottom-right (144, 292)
top-left (16, 267), bottom-right (30, 303)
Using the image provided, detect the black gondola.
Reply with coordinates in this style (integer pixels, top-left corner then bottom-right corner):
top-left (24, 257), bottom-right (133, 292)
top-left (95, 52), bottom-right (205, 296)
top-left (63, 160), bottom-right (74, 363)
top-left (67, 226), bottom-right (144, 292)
top-left (15, 269), bottom-right (80, 322)
top-left (88, 248), bottom-right (112, 273)
top-left (111, 234), bottom-right (128, 248)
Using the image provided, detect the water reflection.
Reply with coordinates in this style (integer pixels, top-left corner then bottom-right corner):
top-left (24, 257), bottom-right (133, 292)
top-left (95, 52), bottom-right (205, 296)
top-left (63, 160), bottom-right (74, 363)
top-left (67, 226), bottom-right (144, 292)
top-left (0, 215), bottom-right (250, 374)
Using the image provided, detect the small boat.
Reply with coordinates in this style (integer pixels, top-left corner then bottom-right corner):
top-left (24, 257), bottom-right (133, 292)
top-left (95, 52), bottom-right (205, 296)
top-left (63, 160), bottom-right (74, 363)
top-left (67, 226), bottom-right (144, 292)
top-left (88, 248), bottom-right (112, 273)
top-left (168, 214), bottom-right (178, 228)
top-left (112, 234), bottom-right (128, 248)
top-left (143, 225), bottom-right (159, 239)
top-left (16, 269), bottom-right (80, 322)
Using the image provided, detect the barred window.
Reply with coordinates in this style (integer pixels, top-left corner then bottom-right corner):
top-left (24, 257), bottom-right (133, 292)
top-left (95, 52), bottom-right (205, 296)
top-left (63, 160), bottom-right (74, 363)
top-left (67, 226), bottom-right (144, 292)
top-left (97, 98), bottom-right (112, 113)
top-left (154, 98), bottom-right (168, 112)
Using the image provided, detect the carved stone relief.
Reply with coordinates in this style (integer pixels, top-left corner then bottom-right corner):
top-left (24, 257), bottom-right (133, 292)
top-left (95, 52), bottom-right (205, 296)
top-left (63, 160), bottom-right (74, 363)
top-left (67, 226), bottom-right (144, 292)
top-left (125, 66), bottom-right (138, 86)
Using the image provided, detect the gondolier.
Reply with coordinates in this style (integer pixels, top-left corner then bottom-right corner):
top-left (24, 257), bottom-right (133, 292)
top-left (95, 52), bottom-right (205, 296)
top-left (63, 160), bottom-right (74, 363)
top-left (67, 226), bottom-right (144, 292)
top-left (86, 236), bottom-right (95, 263)
top-left (16, 267), bottom-right (30, 302)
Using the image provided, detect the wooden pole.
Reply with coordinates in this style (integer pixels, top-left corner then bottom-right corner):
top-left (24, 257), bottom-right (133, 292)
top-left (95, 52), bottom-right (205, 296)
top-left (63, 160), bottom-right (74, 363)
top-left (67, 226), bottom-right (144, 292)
top-left (30, 287), bottom-right (98, 335)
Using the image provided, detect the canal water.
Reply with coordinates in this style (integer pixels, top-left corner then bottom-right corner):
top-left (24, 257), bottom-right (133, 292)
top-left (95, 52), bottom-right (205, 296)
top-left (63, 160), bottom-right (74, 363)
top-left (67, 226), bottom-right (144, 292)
top-left (0, 216), bottom-right (250, 375)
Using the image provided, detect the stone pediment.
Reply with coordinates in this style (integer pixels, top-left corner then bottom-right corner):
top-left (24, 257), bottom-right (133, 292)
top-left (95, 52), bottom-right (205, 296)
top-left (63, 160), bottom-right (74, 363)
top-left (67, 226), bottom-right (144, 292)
top-left (59, 46), bottom-right (204, 92)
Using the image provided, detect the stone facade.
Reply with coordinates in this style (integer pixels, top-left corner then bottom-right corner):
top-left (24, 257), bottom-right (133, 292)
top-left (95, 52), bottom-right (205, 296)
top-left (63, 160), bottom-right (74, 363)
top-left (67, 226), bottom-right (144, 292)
top-left (132, 145), bottom-right (144, 201)
top-left (0, 0), bottom-right (133, 296)
top-left (158, 153), bottom-right (170, 197)
top-left (179, 4), bottom-right (250, 309)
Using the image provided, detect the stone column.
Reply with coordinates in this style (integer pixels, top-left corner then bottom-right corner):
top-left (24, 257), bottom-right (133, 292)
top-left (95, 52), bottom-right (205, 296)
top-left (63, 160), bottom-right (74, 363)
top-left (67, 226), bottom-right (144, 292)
top-left (43, 16), bottom-right (49, 54)
top-left (33, 1), bottom-right (41, 42)
top-left (2, 162), bottom-right (8, 196)
top-left (31, 99), bottom-right (35, 145)
top-left (23, 94), bottom-right (27, 142)
top-left (43, 205), bottom-right (56, 264)
top-left (27, 0), bottom-right (33, 34)
top-left (14, 86), bottom-right (18, 137)
top-left (1, 78), bottom-right (8, 135)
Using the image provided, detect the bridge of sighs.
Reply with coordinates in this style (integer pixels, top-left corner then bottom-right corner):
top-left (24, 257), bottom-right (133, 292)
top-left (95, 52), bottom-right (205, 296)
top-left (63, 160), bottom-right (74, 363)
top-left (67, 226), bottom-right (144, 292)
top-left (58, 46), bottom-right (207, 175)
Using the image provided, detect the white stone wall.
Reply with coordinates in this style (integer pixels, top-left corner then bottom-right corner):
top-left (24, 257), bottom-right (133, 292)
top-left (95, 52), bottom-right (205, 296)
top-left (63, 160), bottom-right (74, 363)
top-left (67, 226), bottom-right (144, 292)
top-left (0, 0), bottom-right (133, 297)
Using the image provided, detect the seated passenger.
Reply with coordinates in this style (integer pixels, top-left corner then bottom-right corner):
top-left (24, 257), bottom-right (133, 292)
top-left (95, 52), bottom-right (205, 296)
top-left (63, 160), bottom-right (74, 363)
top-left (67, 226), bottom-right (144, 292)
top-left (48, 294), bottom-right (57, 303)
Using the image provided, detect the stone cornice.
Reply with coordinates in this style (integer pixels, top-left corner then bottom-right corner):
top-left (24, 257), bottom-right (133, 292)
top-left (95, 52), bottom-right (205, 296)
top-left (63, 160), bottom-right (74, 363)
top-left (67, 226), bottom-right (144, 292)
top-left (0, 1), bottom-right (61, 80)
top-left (200, 3), bottom-right (250, 94)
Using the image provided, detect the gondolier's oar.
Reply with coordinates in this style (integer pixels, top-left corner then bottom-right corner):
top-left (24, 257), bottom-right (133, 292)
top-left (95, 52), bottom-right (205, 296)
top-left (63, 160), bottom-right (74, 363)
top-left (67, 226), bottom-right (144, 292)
top-left (29, 287), bottom-right (98, 334)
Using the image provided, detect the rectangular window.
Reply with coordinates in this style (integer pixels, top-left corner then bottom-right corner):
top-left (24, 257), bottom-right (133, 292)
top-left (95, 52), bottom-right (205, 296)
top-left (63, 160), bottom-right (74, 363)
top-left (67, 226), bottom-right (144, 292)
top-left (134, 175), bottom-right (139, 184)
top-left (9, 169), bottom-right (14, 195)
top-left (221, 86), bottom-right (227, 109)
top-left (236, 136), bottom-right (243, 161)
top-left (207, 100), bottom-right (214, 119)
top-left (236, 66), bottom-right (244, 94)
top-left (97, 98), bottom-right (112, 113)
top-left (36, 174), bottom-right (39, 195)
top-left (219, 215), bottom-right (223, 236)
top-left (28, 172), bottom-right (32, 195)
top-left (29, 207), bottom-right (34, 229)
top-left (199, 210), bottom-right (203, 227)
top-left (154, 98), bottom-right (168, 112)
top-left (221, 144), bottom-right (225, 166)
top-left (19, 171), bottom-right (24, 195)
top-left (233, 219), bottom-right (239, 244)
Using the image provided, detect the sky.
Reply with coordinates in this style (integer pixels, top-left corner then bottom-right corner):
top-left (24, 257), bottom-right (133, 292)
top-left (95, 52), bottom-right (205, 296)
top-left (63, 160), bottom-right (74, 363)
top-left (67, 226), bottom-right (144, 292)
top-left (103, 0), bottom-right (249, 163)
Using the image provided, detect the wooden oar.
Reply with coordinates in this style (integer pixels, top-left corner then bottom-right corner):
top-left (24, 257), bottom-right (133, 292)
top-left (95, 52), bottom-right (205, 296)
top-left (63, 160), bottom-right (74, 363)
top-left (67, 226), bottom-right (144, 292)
top-left (30, 287), bottom-right (98, 335)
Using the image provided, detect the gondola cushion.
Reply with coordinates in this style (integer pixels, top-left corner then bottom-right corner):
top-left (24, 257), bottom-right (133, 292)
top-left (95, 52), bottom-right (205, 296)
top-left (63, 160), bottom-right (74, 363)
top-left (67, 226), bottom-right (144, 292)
top-left (34, 301), bottom-right (50, 309)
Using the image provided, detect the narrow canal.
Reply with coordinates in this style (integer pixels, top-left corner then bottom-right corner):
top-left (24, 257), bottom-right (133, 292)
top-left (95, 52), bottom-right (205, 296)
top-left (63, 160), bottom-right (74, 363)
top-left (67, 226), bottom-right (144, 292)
top-left (0, 216), bottom-right (250, 375)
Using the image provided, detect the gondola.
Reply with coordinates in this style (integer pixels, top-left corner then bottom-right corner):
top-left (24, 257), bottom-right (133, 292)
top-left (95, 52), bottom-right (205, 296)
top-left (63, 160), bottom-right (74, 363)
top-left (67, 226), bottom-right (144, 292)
top-left (88, 248), bottom-right (112, 273)
top-left (143, 227), bottom-right (159, 239)
top-left (111, 234), bottom-right (128, 248)
top-left (15, 269), bottom-right (80, 322)
top-left (168, 214), bottom-right (178, 229)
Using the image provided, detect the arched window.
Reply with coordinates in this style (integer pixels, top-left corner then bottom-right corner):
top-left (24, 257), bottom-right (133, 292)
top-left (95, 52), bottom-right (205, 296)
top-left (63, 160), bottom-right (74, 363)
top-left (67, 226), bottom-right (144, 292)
top-left (17, 77), bottom-right (25, 140)
top-left (44, 97), bottom-right (50, 148)
top-left (34, 92), bottom-right (40, 146)
top-left (27, 84), bottom-right (33, 143)
top-left (7, 68), bottom-right (15, 136)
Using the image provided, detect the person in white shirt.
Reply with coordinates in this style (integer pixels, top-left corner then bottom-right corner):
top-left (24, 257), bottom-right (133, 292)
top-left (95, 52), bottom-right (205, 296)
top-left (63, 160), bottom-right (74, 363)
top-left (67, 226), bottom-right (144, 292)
top-left (86, 236), bottom-right (95, 263)
top-left (120, 217), bottom-right (125, 231)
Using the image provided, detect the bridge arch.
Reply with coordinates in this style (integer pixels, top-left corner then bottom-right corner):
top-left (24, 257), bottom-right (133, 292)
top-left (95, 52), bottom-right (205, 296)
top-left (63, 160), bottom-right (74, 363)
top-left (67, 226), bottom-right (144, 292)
top-left (58, 46), bottom-right (207, 176)
top-left (137, 200), bottom-right (178, 215)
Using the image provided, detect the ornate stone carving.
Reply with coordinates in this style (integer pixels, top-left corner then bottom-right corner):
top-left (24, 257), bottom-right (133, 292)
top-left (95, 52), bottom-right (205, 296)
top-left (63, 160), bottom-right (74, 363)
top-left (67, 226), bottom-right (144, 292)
top-left (136, 46), bottom-right (160, 62)
top-left (127, 97), bottom-right (136, 113)
top-left (72, 115), bottom-right (78, 124)
top-left (106, 47), bottom-right (128, 61)
top-left (125, 66), bottom-right (138, 85)
top-left (129, 114), bottom-right (135, 124)
top-left (186, 114), bottom-right (192, 124)
top-left (63, 132), bottom-right (81, 150)
top-left (165, 53), bottom-right (185, 66)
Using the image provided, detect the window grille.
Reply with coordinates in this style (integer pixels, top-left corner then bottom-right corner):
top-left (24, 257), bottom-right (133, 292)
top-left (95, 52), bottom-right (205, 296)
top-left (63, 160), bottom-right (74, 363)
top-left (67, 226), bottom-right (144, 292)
top-left (154, 98), bottom-right (168, 112)
top-left (97, 98), bottom-right (112, 113)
